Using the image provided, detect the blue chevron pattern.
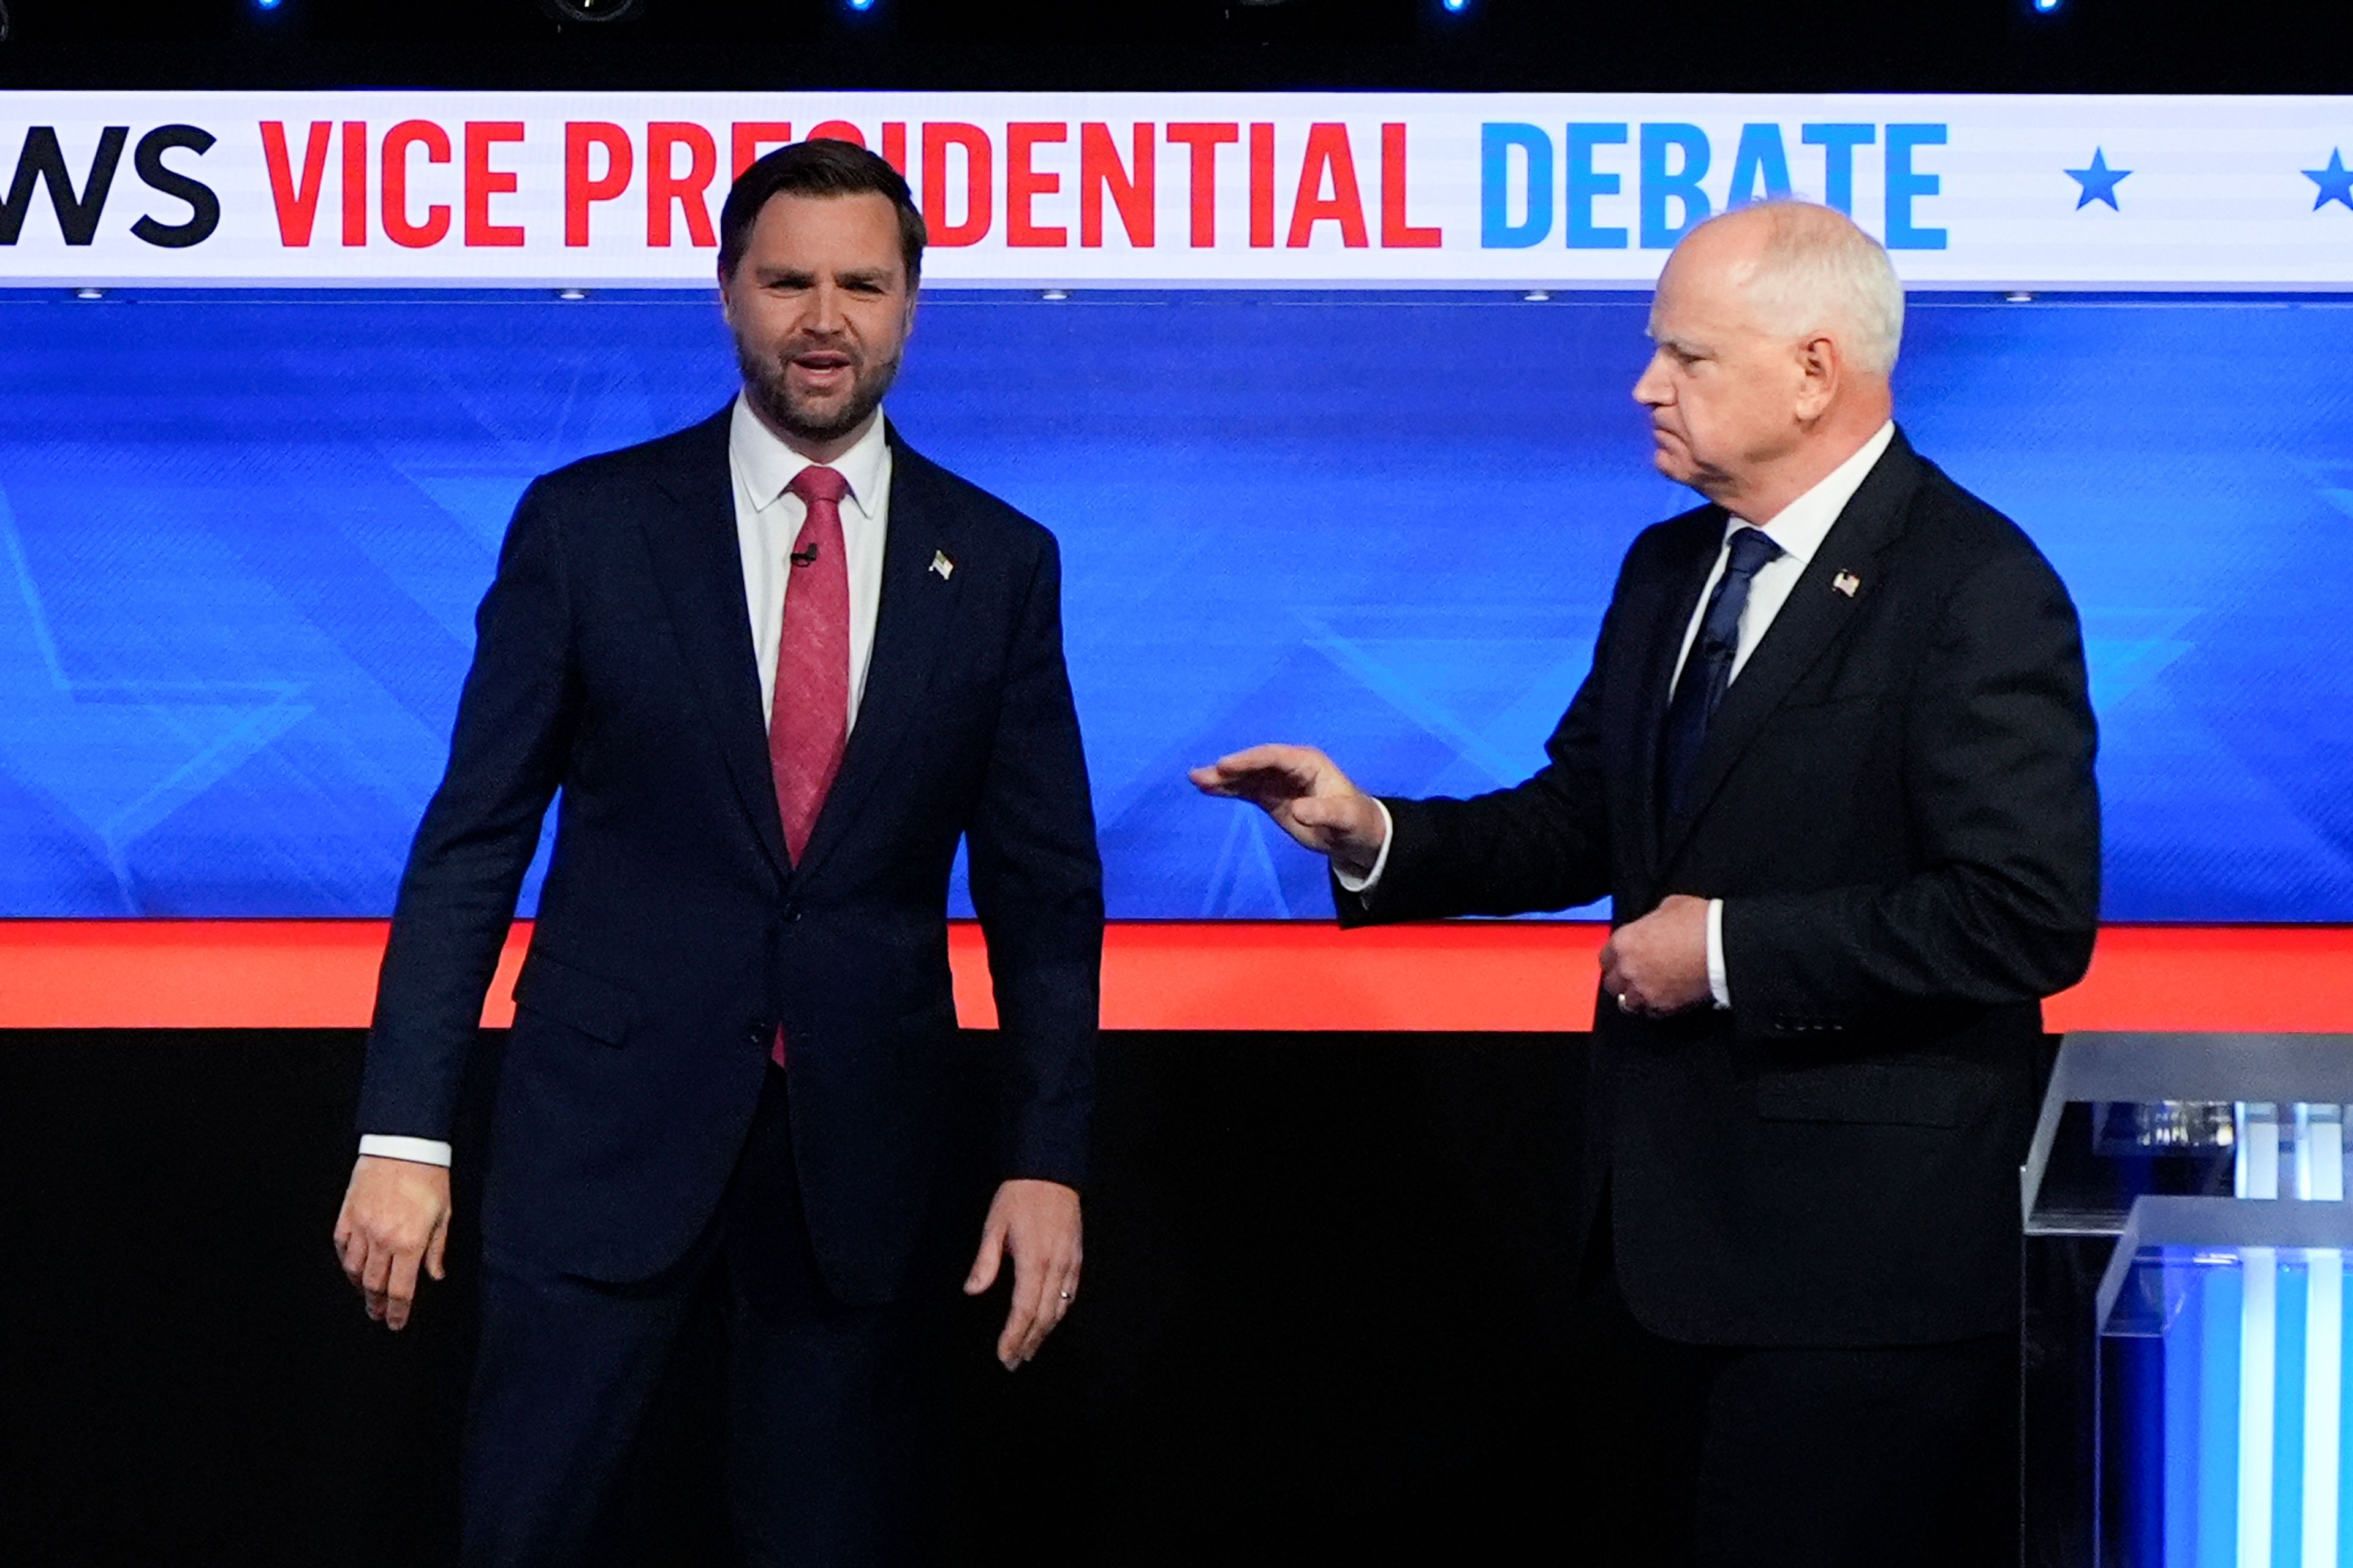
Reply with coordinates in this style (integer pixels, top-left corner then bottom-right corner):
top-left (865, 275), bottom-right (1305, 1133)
top-left (0, 290), bottom-right (2347, 919)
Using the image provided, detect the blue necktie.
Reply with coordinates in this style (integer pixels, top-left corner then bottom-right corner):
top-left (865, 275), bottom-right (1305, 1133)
top-left (1659, 526), bottom-right (1784, 824)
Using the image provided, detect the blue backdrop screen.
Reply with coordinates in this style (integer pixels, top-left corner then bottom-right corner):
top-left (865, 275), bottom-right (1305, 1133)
top-left (2, 290), bottom-right (2347, 920)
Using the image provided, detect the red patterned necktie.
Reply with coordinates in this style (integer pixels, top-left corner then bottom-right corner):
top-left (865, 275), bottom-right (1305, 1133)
top-left (768, 464), bottom-right (851, 1068)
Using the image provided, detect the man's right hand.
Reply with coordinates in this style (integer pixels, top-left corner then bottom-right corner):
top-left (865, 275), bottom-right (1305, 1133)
top-left (333, 1155), bottom-right (453, 1331)
top-left (1189, 744), bottom-right (1389, 879)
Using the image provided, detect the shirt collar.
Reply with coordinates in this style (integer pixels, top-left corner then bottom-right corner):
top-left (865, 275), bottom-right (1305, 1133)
top-left (729, 392), bottom-right (890, 519)
top-left (1728, 420), bottom-right (1896, 569)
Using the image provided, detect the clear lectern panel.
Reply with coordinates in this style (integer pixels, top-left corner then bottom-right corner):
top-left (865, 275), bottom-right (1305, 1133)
top-left (2023, 1034), bottom-right (2353, 1568)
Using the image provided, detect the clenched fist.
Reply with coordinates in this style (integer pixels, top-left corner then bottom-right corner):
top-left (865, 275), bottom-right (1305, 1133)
top-left (1599, 894), bottom-right (1715, 1017)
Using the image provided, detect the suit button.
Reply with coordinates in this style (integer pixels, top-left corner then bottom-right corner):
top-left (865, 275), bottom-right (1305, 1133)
top-left (745, 1023), bottom-right (769, 1048)
top-left (784, 908), bottom-right (803, 923)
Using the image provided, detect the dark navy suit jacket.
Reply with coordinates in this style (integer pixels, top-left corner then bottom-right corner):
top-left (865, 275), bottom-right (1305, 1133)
top-left (1346, 431), bottom-right (2101, 1347)
top-left (359, 408), bottom-right (1104, 1305)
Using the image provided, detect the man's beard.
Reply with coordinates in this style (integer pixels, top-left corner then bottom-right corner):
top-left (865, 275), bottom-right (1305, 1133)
top-left (737, 335), bottom-right (903, 445)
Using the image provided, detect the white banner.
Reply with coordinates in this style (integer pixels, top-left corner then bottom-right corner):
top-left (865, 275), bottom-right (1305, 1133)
top-left (4, 91), bottom-right (2352, 289)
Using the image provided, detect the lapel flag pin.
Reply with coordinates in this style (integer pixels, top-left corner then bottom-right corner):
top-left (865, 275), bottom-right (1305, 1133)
top-left (1832, 571), bottom-right (1860, 597)
top-left (930, 550), bottom-right (955, 581)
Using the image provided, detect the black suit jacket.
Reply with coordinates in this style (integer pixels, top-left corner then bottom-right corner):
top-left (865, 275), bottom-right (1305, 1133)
top-left (360, 409), bottom-right (1104, 1305)
top-left (1349, 430), bottom-right (2099, 1346)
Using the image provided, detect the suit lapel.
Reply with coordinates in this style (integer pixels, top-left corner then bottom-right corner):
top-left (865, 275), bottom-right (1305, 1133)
top-left (1623, 510), bottom-right (1726, 876)
top-left (790, 426), bottom-right (962, 884)
top-left (638, 407), bottom-right (792, 885)
top-left (1658, 432), bottom-right (1923, 866)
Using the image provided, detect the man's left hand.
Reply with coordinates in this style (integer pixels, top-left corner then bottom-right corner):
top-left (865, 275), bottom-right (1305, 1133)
top-left (963, 1178), bottom-right (1083, 1370)
top-left (1600, 894), bottom-right (1714, 1017)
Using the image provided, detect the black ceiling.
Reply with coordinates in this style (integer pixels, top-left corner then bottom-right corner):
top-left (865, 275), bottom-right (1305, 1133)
top-left (0, 0), bottom-right (2343, 95)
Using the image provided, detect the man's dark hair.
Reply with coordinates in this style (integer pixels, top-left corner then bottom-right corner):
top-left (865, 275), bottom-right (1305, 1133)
top-left (718, 138), bottom-right (928, 286)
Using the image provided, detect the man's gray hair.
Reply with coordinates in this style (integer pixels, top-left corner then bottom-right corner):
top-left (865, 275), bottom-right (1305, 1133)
top-left (1723, 200), bottom-right (1905, 377)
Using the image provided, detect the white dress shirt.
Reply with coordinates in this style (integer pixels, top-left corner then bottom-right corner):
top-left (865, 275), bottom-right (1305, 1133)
top-left (1344, 422), bottom-right (1896, 1010)
top-left (729, 396), bottom-right (894, 733)
top-left (359, 397), bottom-right (895, 1168)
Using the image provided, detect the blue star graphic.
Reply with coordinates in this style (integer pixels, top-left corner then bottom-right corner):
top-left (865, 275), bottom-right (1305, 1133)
top-left (2306, 150), bottom-right (2353, 211)
top-left (2064, 148), bottom-right (2131, 211)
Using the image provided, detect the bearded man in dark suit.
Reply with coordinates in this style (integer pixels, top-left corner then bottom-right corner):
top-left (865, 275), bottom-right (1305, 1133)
top-left (332, 139), bottom-right (1102, 1566)
top-left (1195, 200), bottom-right (2099, 1567)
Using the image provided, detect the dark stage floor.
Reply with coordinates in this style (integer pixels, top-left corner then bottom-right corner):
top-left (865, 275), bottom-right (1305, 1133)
top-left (5, 1027), bottom-right (1590, 1566)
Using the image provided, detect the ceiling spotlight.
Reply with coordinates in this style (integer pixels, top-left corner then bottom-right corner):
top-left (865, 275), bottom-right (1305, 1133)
top-left (1442, 0), bottom-right (1469, 10)
top-left (1523, 289), bottom-right (1550, 302)
top-left (2033, 0), bottom-right (2060, 10)
top-left (538, 0), bottom-right (644, 22)
top-left (846, 0), bottom-right (876, 10)
top-left (1039, 289), bottom-right (1070, 301)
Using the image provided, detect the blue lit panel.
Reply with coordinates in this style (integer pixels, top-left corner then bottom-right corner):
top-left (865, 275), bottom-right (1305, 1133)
top-left (2110, 1247), bottom-right (2353, 1566)
top-left (2107, 1108), bottom-right (2353, 1566)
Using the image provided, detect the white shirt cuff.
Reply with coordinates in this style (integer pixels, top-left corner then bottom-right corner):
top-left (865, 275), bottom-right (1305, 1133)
top-left (1706, 898), bottom-right (1731, 1009)
top-left (1332, 798), bottom-right (1396, 896)
top-left (358, 1135), bottom-right (453, 1167)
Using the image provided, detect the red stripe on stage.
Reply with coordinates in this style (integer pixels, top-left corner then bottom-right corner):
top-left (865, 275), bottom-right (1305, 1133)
top-left (0, 920), bottom-right (2346, 1032)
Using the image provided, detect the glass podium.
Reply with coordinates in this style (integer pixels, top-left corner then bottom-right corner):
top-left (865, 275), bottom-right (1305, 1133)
top-left (2023, 1033), bottom-right (2353, 1568)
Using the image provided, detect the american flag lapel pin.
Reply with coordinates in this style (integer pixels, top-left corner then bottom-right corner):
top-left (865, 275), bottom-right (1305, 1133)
top-left (1832, 570), bottom-right (1860, 597)
top-left (930, 549), bottom-right (955, 581)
